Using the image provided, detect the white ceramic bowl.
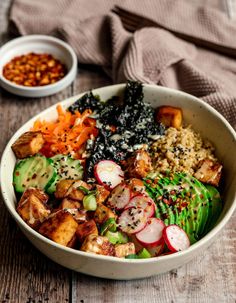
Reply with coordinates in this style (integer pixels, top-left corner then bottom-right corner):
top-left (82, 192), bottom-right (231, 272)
top-left (1, 84), bottom-right (236, 280)
top-left (0, 35), bottom-right (77, 97)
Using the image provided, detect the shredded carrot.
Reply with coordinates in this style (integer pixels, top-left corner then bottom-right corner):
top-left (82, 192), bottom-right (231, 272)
top-left (31, 105), bottom-right (98, 158)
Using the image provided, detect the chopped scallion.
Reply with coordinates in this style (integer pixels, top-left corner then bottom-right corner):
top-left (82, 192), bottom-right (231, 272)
top-left (83, 194), bottom-right (97, 211)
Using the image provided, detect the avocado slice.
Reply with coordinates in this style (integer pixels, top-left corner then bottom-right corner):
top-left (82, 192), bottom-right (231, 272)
top-left (179, 174), bottom-right (210, 241)
top-left (204, 185), bottom-right (222, 234)
top-left (144, 172), bottom-right (221, 245)
top-left (146, 173), bottom-right (197, 242)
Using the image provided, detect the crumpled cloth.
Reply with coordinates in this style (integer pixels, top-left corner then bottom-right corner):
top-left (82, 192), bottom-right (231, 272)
top-left (10, 0), bottom-right (236, 128)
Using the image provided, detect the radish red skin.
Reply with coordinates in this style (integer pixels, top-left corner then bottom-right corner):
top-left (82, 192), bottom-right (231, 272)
top-left (107, 183), bottom-right (131, 210)
top-left (163, 225), bottom-right (190, 252)
top-left (94, 160), bottom-right (124, 190)
top-left (136, 218), bottom-right (165, 247)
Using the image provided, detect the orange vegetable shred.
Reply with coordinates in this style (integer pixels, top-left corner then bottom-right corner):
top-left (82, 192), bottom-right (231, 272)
top-left (31, 105), bottom-right (98, 158)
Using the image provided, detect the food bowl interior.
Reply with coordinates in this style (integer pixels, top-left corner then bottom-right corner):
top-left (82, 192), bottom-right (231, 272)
top-left (142, 86), bottom-right (236, 220)
top-left (1, 84), bottom-right (235, 279)
top-left (0, 36), bottom-right (73, 80)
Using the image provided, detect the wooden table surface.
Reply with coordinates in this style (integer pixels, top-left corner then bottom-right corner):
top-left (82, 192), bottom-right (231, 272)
top-left (0, 1), bottom-right (235, 302)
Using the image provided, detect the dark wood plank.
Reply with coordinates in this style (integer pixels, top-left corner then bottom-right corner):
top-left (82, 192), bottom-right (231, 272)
top-left (70, 212), bottom-right (236, 303)
top-left (0, 61), bottom-right (111, 303)
top-left (0, 87), bottom-right (73, 303)
top-left (73, 65), bottom-right (112, 93)
top-left (0, 2), bottom-right (72, 300)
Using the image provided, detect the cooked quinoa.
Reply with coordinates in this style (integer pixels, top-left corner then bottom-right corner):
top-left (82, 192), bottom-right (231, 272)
top-left (151, 126), bottom-right (217, 175)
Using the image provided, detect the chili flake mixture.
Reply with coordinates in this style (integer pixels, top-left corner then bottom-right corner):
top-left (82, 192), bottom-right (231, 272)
top-left (3, 52), bottom-right (67, 87)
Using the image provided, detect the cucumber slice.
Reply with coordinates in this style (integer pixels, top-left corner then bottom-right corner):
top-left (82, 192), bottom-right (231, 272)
top-left (47, 155), bottom-right (84, 194)
top-left (13, 156), bottom-right (57, 193)
top-left (46, 176), bottom-right (59, 194)
top-left (50, 154), bottom-right (83, 179)
top-left (105, 231), bottom-right (129, 244)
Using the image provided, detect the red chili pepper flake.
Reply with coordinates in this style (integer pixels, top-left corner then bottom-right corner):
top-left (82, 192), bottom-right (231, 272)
top-left (163, 198), bottom-right (171, 205)
top-left (181, 202), bottom-right (188, 208)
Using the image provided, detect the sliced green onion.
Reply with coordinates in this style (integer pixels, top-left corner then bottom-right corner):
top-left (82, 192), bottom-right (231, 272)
top-left (125, 249), bottom-right (151, 259)
top-left (83, 194), bottom-right (97, 211)
top-left (78, 186), bottom-right (90, 194)
top-left (100, 218), bottom-right (117, 235)
top-left (117, 231), bottom-right (129, 244)
top-left (78, 186), bottom-right (96, 196)
top-left (137, 248), bottom-right (151, 259)
top-left (105, 231), bottom-right (129, 244)
top-left (125, 254), bottom-right (139, 259)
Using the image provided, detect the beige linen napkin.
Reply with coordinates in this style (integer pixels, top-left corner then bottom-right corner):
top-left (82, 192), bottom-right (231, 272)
top-left (10, 0), bottom-right (236, 129)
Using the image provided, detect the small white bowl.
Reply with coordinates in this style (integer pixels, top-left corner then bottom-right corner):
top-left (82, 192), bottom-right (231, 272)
top-left (1, 84), bottom-right (236, 280)
top-left (0, 35), bottom-right (77, 97)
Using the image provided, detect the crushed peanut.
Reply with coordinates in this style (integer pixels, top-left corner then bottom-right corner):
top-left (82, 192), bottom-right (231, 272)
top-left (3, 52), bottom-right (67, 87)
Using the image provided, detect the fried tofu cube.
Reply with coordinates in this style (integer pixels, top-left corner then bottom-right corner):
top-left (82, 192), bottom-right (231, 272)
top-left (126, 150), bottom-right (153, 179)
top-left (67, 234), bottom-right (77, 248)
top-left (115, 243), bottom-right (136, 258)
top-left (72, 209), bottom-right (88, 223)
top-left (38, 210), bottom-right (78, 247)
top-left (94, 203), bottom-right (117, 225)
top-left (80, 234), bottom-right (115, 256)
top-left (126, 178), bottom-right (146, 195)
top-left (95, 185), bottom-right (110, 204)
top-left (17, 188), bottom-right (50, 229)
top-left (62, 208), bottom-right (87, 224)
top-left (59, 198), bottom-right (81, 210)
top-left (11, 131), bottom-right (45, 159)
top-left (55, 180), bottom-right (74, 199)
top-left (156, 106), bottom-right (183, 129)
top-left (55, 180), bottom-right (91, 201)
top-left (76, 219), bottom-right (98, 242)
top-left (59, 198), bottom-right (87, 223)
top-left (194, 159), bottom-right (222, 187)
top-left (18, 187), bottom-right (48, 206)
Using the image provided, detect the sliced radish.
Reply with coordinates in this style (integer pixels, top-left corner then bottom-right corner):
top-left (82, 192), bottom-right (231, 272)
top-left (163, 225), bottom-right (190, 252)
top-left (118, 207), bottom-right (147, 234)
top-left (136, 218), bottom-right (165, 247)
top-left (147, 241), bottom-right (165, 257)
top-left (107, 183), bottom-right (131, 210)
top-left (94, 160), bottom-right (124, 190)
top-left (125, 195), bottom-right (155, 218)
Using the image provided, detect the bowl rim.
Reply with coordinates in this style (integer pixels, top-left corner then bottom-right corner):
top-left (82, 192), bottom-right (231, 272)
top-left (0, 34), bottom-right (77, 91)
top-left (1, 83), bottom-right (236, 264)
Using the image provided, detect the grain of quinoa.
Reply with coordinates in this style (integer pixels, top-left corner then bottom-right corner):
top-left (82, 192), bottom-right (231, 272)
top-left (151, 126), bottom-right (217, 175)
